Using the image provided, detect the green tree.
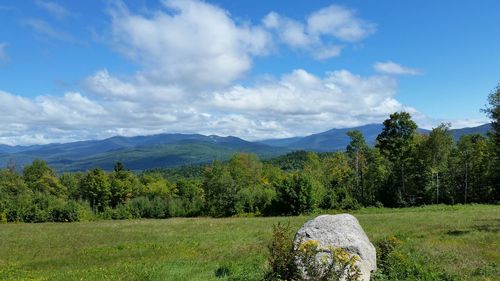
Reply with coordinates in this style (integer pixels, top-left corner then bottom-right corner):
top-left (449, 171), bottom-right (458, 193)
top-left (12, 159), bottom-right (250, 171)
top-left (422, 124), bottom-right (453, 203)
top-left (139, 173), bottom-right (175, 199)
top-left (376, 112), bottom-right (418, 206)
top-left (23, 160), bottom-right (66, 197)
top-left (0, 169), bottom-right (31, 219)
top-left (60, 172), bottom-right (84, 200)
top-left (175, 179), bottom-right (205, 216)
top-left (455, 134), bottom-right (492, 203)
top-left (80, 168), bottom-right (111, 212)
top-left (271, 173), bottom-right (315, 215)
top-left (482, 84), bottom-right (500, 201)
top-left (108, 163), bottom-right (142, 207)
top-left (203, 161), bottom-right (238, 217)
top-left (346, 130), bottom-right (369, 205)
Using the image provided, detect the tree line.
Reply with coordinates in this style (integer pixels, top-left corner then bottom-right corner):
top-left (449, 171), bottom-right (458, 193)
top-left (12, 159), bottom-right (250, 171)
top-left (0, 85), bottom-right (499, 222)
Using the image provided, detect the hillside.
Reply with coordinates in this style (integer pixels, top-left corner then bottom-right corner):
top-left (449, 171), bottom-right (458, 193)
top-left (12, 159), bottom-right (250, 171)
top-left (0, 123), bottom-right (490, 172)
top-left (0, 135), bottom-right (288, 172)
top-left (260, 123), bottom-right (491, 152)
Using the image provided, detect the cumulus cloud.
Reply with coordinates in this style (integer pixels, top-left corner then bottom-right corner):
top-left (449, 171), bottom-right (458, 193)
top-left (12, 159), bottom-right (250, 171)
top-left (35, 0), bottom-right (70, 20)
top-left (374, 61), bottom-right (421, 75)
top-left (0, 1), bottom-right (438, 145)
top-left (208, 69), bottom-right (417, 136)
top-left (107, 0), bottom-right (272, 88)
top-left (0, 66), bottom-right (422, 144)
top-left (263, 4), bottom-right (375, 59)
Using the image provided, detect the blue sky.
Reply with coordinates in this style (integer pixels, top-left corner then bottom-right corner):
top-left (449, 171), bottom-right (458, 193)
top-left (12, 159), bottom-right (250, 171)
top-left (0, 0), bottom-right (499, 145)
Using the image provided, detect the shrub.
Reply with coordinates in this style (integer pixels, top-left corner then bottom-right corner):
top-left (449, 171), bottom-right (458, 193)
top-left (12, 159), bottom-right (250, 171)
top-left (50, 201), bottom-right (81, 222)
top-left (295, 240), bottom-right (361, 281)
top-left (270, 173), bottom-right (315, 216)
top-left (373, 236), bottom-right (456, 281)
top-left (265, 223), bottom-right (297, 281)
top-left (265, 223), bottom-right (361, 281)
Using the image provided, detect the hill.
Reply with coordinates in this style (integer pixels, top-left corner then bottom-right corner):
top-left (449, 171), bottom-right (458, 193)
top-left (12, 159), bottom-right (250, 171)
top-left (260, 123), bottom-right (491, 152)
top-left (0, 134), bottom-right (288, 172)
top-left (0, 123), bottom-right (490, 172)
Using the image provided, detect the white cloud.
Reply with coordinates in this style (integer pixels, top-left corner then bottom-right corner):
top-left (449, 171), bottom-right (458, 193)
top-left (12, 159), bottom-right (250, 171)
top-left (0, 43), bottom-right (7, 63)
top-left (208, 69), bottom-right (418, 137)
top-left (416, 117), bottom-right (489, 130)
top-left (35, 0), bottom-right (70, 20)
top-left (107, 0), bottom-right (272, 88)
top-left (374, 61), bottom-right (421, 75)
top-left (263, 4), bottom-right (375, 59)
top-left (307, 5), bottom-right (375, 42)
top-left (0, 66), bottom-right (424, 144)
top-left (0, 1), bottom-right (440, 145)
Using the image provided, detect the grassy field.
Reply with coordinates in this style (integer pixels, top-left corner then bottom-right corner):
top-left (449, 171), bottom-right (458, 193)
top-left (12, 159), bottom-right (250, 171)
top-left (0, 204), bottom-right (498, 280)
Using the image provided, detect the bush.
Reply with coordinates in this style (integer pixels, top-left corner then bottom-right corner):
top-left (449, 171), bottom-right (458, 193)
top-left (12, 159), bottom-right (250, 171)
top-left (295, 240), bottom-right (361, 281)
top-left (265, 223), bottom-right (297, 280)
top-left (128, 196), bottom-right (169, 218)
top-left (373, 236), bottom-right (456, 281)
top-left (269, 173), bottom-right (315, 216)
top-left (50, 201), bottom-right (80, 222)
top-left (265, 223), bottom-right (361, 281)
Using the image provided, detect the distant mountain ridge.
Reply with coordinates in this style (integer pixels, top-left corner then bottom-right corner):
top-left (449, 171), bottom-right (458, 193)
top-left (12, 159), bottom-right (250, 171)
top-left (259, 123), bottom-right (492, 152)
top-left (0, 123), bottom-right (491, 172)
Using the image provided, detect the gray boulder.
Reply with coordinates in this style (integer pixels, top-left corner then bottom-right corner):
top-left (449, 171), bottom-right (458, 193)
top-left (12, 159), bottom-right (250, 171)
top-left (294, 214), bottom-right (376, 281)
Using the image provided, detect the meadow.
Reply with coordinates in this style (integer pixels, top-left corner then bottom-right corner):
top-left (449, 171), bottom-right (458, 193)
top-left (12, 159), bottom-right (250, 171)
top-left (0, 204), bottom-right (498, 280)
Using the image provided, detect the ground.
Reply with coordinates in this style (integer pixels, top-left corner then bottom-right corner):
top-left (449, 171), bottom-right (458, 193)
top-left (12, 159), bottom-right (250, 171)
top-left (0, 204), bottom-right (498, 280)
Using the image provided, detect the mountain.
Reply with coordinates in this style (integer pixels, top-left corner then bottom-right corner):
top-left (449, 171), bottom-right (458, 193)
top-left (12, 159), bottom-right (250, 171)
top-left (0, 123), bottom-right (490, 172)
top-left (259, 123), bottom-right (491, 152)
top-left (450, 123), bottom-right (491, 140)
top-left (0, 134), bottom-right (289, 172)
top-left (260, 124), bottom-right (385, 152)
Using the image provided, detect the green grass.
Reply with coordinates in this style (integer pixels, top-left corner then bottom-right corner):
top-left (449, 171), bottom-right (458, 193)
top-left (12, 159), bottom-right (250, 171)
top-left (0, 204), bottom-right (498, 280)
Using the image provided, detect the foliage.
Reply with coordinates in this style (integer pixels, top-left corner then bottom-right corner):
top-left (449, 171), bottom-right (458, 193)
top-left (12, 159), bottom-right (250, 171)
top-left (295, 240), bottom-right (361, 281)
top-left (373, 236), bottom-right (456, 281)
top-left (1, 100), bottom-right (498, 222)
top-left (270, 173), bottom-right (315, 216)
top-left (376, 112), bottom-right (418, 206)
top-left (265, 223), bottom-right (361, 281)
top-left (265, 223), bottom-right (297, 281)
top-left (482, 84), bottom-right (500, 201)
top-left (80, 168), bottom-right (111, 212)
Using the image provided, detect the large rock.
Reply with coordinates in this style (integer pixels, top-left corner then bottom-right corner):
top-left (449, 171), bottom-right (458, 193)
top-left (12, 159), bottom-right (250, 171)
top-left (294, 214), bottom-right (376, 281)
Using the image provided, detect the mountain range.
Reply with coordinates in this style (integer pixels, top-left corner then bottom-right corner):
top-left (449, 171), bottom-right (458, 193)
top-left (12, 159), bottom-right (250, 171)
top-left (0, 123), bottom-right (491, 172)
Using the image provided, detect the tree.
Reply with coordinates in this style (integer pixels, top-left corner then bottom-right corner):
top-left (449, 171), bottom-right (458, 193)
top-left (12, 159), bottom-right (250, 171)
top-left (271, 173), bottom-right (315, 215)
top-left (423, 124), bottom-right (453, 203)
top-left (376, 112), bottom-right (418, 206)
top-left (482, 84), bottom-right (500, 201)
top-left (139, 173), bottom-right (174, 199)
top-left (321, 152), bottom-right (358, 209)
top-left (203, 161), bottom-right (238, 217)
top-left (80, 168), bottom-right (111, 212)
top-left (346, 130), bottom-right (369, 205)
top-left (455, 134), bottom-right (491, 203)
top-left (0, 169), bottom-right (31, 217)
top-left (109, 169), bottom-right (141, 207)
top-left (23, 159), bottom-right (66, 197)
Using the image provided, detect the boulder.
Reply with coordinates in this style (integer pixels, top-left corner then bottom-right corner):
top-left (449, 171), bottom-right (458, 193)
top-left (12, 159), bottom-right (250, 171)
top-left (294, 214), bottom-right (376, 281)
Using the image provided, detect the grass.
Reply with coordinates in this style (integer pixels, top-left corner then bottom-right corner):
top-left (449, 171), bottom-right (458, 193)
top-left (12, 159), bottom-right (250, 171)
top-left (0, 204), bottom-right (498, 280)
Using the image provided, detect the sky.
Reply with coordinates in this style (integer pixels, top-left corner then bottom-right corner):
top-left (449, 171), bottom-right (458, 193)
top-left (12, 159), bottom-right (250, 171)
top-left (0, 0), bottom-right (499, 145)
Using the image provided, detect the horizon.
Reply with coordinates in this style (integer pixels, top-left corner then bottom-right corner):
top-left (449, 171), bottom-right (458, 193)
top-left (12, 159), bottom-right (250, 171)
top-left (1, 0), bottom-right (498, 145)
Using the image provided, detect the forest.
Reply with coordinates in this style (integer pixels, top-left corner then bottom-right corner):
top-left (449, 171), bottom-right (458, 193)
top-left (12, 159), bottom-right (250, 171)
top-left (1, 86), bottom-right (499, 223)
